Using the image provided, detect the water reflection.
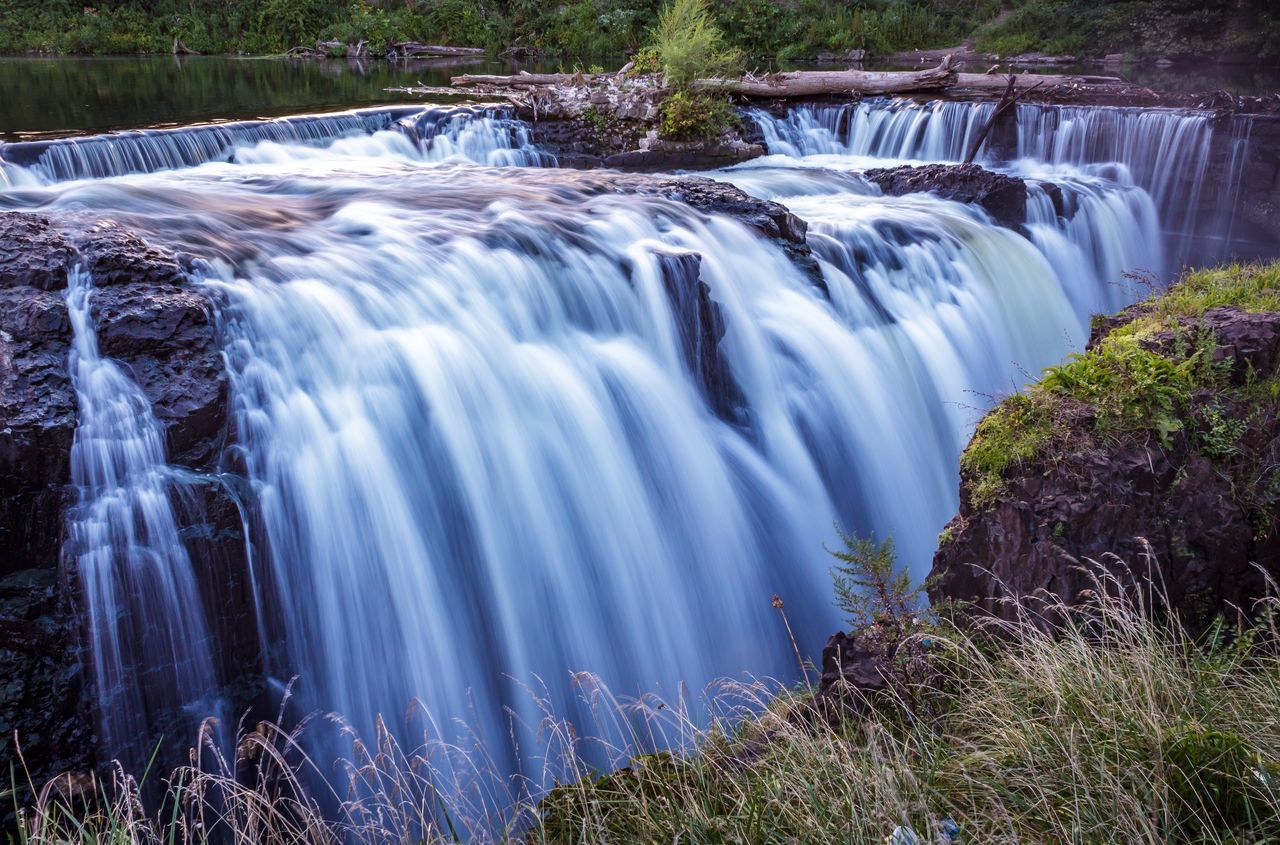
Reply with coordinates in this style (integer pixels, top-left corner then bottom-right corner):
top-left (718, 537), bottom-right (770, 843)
top-left (0, 54), bottom-right (561, 140)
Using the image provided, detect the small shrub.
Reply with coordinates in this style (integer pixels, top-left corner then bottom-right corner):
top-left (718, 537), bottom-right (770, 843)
top-left (829, 529), bottom-right (925, 637)
top-left (658, 89), bottom-right (739, 141)
top-left (1041, 335), bottom-right (1197, 443)
top-left (630, 44), bottom-right (662, 73)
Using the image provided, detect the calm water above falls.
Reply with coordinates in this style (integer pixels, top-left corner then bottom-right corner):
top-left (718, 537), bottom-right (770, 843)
top-left (0, 100), bottom-right (1176, 783)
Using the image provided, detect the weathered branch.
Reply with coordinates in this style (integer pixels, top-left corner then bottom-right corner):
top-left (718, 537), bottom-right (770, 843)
top-left (963, 74), bottom-right (1017, 164)
top-left (952, 71), bottom-right (1125, 92)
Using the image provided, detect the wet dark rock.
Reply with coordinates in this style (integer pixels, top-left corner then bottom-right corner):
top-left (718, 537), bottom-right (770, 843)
top-left (646, 176), bottom-right (824, 288)
top-left (817, 630), bottom-right (893, 706)
top-left (89, 283), bottom-right (227, 468)
top-left (603, 142), bottom-right (765, 172)
top-left (930, 306), bottom-right (1280, 631)
top-left (0, 283), bottom-right (75, 577)
top-left (525, 101), bottom-right (764, 174)
top-left (654, 251), bottom-right (742, 420)
top-left (864, 163), bottom-right (1028, 228)
top-left (0, 568), bottom-right (93, 797)
top-left (74, 221), bottom-right (185, 287)
top-left (650, 177), bottom-right (808, 245)
top-left (0, 214), bottom-right (74, 291)
top-left (0, 211), bottom-right (239, 788)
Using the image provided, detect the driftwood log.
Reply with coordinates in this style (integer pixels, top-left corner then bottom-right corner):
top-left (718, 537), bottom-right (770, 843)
top-left (391, 42), bottom-right (485, 57)
top-left (452, 71), bottom-right (601, 87)
top-left (449, 57), bottom-right (1149, 103)
top-left (704, 56), bottom-right (959, 97)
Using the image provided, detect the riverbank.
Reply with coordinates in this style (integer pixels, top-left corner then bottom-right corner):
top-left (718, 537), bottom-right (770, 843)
top-left (4, 0), bottom-right (1279, 67)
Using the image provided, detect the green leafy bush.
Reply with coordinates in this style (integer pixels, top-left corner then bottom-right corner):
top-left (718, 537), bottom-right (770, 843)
top-left (658, 89), bottom-right (739, 141)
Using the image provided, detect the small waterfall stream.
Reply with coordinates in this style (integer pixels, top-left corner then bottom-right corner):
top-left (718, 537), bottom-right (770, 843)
top-left (62, 266), bottom-right (224, 769)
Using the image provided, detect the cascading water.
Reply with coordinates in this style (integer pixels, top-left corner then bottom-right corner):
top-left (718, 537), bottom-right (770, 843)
top-left (749, 98), bottom-right (995, 161)
top-left (62, 265), bottom-right (224, 769)
top-left (748, 98), bottom-right (1243, 267)
top-left (0, 99), bottom-right (1179, 792)
top-left (0, 105), bottom-right (549, 183)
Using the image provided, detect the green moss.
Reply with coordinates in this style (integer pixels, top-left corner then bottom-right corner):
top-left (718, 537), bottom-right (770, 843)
top-left (961, 261), bottom-right (1280, 511)
top-left (961, 392), bottom-right (1057, 509)
top-left (1113, 262), bottom-right (1280, 341)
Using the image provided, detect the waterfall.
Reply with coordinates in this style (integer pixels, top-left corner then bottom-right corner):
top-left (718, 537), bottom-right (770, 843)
top-left (748, 99), bottom-right (1233, 269)
top-left (62, 266), bottom-right (224, 768)
top-left (2, 99), bottom-right (1173, 787)
top-left (749, 99), bottom-right (994, 161)
top-left (0, 105), bottom-right (548, 183)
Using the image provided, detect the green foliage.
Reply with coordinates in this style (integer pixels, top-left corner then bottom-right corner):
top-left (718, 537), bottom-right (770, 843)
top-left (962, 262), bottom-right (1280, 514)
top-left (1162, 722), bottom-right (1280, 833)
top-left (1041, 334), bottom-right (1200, 443)
top-left (647, 0), bottom-right (742, 85)
top-left (961, 392), bottom-right (1057, 508)
top-left (1, 0), bottom-right (1277, 58)
top-left (529, 589), bottom-right (1280, 844)
top-left (1195, 401), bottom-right (1247, 460)
top-left (961, 261), bottom-right (1280, 511)
top-left (974, 0), bottom-right (1280, 60)
top-left (658, 89), bottom-right (739, 141)
top-left (829, 529), bottom-right (924, 635)
top-left (1127, 262), bottom-right (1280, 330)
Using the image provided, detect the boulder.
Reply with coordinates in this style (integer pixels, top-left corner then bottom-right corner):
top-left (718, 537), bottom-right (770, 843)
top-left (864, 163), bottom-right (1029, 229)
top-left (930, 304), bottom-right (1280, 631)
top-left (0, 214), bottom-right (74, 291)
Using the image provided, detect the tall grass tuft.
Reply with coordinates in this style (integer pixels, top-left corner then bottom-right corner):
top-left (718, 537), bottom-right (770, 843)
top-left (11, 568), bottom-right (1280, 843)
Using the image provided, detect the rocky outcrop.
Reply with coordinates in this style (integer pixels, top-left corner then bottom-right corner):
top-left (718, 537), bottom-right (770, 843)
top-left (864, 164), bottom-right (1028, 229)
top-left (930, 294), bottom-right (1280, 631)
top-left (460, 75), bottom-right (767, 171)
top-left (529, 116), bottom-right (764, 171)
top-left (654, 251), bottom-right (741, 420)
top-left (0, 211), bottom-right (243, 788)
top-left (644, 176), bottom-right (822, 285)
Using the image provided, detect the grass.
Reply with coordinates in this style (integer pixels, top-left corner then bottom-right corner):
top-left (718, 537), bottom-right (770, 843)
top-left (10, 573), bottom-right (1280, 843)
top-left (960, 261), bottom-right (1280, 510)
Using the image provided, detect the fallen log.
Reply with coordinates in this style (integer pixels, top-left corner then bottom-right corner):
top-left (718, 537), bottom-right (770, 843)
top-left (701, 55), bottom-right (960, 97)
top-left (393, 42), bottom-right (485, 57)
top-left (953, 71), bottom-right (1126, 92)
top-left (451, 58), bottom-right (962, 96)
top-left (452, 71), bottom-right (599, 87)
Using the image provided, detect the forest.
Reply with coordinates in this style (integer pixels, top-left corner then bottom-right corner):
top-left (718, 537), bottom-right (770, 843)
top-left (2, 0), bottom-right (1277, 62)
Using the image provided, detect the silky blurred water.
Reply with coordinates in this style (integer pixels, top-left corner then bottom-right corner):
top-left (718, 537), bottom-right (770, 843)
top-left (0, 101), bottom-right (1172, 782)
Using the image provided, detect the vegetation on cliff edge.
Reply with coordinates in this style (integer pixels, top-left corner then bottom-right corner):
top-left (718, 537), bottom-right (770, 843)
top-left (963, 261), bottom-right (1280, 510)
